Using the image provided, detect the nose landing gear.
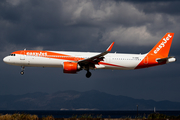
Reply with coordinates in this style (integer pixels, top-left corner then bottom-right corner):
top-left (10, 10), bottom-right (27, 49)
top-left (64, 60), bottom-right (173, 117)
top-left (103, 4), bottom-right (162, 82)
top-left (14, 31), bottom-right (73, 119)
top-left (20, 66), bottom-right (25, 75)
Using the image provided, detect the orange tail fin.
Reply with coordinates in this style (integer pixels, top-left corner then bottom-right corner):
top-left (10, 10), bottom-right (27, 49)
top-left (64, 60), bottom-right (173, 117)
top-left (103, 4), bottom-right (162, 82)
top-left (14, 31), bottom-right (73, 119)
top-left (135, 33), bottom-right (174, 69)
top-left (148, 33), bottom-right (174, 58)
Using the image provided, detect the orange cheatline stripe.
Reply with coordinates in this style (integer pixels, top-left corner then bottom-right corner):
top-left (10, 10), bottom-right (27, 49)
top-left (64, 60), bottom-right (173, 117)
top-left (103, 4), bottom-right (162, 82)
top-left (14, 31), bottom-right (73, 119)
top-left (99, 62), bottom-right (126, 68)
top-left (12, 50), bottom-right (126, 68)
top-left (12, 50), bottom-right (84, 61)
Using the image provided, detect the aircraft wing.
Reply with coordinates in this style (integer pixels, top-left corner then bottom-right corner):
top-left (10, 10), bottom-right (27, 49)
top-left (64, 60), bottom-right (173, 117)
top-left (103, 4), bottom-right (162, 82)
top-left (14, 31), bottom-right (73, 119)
top-left (78, 42), bottom-right (114, 66)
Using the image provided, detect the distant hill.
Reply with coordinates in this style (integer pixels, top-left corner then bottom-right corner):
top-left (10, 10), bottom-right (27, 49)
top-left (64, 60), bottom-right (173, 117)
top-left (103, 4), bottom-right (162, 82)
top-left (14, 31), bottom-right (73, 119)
top-left (0, 90), bottom-right (180, 110)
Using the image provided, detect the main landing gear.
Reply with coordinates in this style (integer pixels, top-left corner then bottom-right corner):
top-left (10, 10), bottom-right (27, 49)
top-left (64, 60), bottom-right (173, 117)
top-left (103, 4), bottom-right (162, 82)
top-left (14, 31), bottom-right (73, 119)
top-left (20, 66), bottom-right (25, 75)
top-left (86, 69), bottom-right (92, 78)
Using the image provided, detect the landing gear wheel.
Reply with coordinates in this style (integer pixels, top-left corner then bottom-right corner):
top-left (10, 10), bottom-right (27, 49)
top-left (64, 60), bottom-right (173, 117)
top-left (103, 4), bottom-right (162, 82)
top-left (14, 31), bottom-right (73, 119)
top-left (86, 72), bottom-right (91, 78)
top-left (20, 71), bottom-right (24, 75)
top-left (20, 66), bottom-right (25, 75)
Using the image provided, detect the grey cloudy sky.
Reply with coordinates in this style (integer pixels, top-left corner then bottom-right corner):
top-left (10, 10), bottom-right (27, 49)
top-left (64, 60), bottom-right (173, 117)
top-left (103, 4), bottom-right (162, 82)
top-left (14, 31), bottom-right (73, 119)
top-left (1, 0), bottom-right (180, 103)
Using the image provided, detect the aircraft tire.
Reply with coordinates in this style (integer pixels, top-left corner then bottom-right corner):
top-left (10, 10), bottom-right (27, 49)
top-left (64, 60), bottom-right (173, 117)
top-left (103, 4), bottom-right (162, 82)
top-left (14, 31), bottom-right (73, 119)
top-left (86, 72), bottom-right (91, 78)
top-left (20, 71), bottom-right (24, 75)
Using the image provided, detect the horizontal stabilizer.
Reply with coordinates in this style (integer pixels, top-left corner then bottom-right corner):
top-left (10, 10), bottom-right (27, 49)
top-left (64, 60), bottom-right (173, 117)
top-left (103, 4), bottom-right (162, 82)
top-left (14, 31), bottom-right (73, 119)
top-left (157, 56), bottom-right (176, 63)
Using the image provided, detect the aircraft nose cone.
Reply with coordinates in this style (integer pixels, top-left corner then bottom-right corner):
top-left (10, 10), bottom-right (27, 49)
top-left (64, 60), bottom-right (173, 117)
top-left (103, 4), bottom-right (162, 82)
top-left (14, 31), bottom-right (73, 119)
top-left (3, 57), bottom-right (9, 63)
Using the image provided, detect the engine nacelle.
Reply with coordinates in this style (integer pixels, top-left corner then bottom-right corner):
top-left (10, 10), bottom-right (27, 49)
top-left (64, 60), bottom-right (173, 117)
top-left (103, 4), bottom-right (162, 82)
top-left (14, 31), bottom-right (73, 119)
top-left (63, 62), bottom-right (80, 74)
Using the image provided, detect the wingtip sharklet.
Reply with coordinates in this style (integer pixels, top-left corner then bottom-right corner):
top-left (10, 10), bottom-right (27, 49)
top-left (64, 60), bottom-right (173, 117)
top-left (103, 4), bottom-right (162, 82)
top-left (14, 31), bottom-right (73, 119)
top-left (106, 42), bottom-right (115, 52)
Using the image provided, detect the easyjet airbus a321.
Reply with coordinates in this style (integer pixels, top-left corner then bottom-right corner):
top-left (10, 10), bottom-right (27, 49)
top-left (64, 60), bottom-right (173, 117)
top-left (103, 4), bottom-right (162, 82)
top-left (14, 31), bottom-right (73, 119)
top-left (3, 33), bottom-right (176, 78)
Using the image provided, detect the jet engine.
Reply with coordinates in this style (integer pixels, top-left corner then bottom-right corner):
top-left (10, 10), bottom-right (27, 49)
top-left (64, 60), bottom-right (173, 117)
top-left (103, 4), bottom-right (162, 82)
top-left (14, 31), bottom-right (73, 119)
top-left (63, 62), bottom-right (81, 73)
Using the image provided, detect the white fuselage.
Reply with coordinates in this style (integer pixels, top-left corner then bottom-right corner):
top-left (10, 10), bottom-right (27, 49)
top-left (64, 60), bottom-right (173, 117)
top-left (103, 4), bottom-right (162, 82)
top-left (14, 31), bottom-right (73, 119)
top-left (3, 51), bottom-right (146, 70)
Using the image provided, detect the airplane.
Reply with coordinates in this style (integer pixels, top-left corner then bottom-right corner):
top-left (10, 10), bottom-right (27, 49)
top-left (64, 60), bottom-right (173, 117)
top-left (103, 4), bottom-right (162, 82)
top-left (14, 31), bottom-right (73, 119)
top-left (3, 33), bottom-right (176, 78)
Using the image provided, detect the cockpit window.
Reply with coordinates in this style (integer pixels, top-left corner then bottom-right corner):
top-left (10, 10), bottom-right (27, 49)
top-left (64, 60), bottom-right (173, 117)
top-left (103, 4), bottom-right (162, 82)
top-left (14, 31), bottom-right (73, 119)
top-left (9, 54), bottom-right (16, 56)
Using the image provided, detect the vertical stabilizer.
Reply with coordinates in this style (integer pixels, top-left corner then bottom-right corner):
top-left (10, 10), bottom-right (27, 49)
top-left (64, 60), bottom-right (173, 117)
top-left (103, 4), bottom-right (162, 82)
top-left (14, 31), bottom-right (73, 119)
top-left (148, 33), bottom-right (174, 58)
top-left (135, 33), bottom-right (174, 69)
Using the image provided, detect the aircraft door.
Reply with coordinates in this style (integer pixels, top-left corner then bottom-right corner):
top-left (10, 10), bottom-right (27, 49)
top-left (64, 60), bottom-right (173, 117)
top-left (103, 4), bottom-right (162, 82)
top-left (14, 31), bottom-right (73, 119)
top-left (105, 57), bottom-right (110, 63)
top-left (20, 51), bottom-right (25, 60)
top-left (143, 56), bottom-right (148, 64)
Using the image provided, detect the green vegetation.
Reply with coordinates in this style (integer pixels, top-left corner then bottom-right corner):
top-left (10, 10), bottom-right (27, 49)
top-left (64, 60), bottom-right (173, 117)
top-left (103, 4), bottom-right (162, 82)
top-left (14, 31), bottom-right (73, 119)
top-left (0, 113), bottom-right (55, 120)
top-left (72, 114), bottom-right (102, 118)
top-left (147, 112), bottom-right (180, 119)
top-left (1, 113), bottom-right (180, 120)
top-left (42, 115), bottom-right (55, 120)
top-left (0, 113), bottom-right (38, 120)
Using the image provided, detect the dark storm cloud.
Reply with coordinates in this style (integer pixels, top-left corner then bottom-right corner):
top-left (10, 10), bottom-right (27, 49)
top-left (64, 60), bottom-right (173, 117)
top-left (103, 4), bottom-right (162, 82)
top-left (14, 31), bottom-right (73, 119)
top-left (132, 1), bottom-right (180, 15)
top-left (0, 0), bottom-right (106, 51)
top-left (0, 0), bottom-right (62, 46)
top-left (120, 0), bottom-right (179, 2)
top-left (0, 0), bottom-right (180, 103)
top-left (1, 0), bottom-right (180, 50)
